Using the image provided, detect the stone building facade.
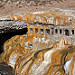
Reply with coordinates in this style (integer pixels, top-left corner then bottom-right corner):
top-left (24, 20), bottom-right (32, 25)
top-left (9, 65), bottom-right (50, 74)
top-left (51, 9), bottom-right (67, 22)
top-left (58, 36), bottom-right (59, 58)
top-left (27, 24), bottom-right (75, 50)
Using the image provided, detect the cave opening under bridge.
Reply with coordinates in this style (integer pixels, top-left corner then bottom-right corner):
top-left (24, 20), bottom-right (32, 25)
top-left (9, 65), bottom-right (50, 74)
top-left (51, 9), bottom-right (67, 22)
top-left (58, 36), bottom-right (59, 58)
top-left (0, 28), bottom-right (27, 54)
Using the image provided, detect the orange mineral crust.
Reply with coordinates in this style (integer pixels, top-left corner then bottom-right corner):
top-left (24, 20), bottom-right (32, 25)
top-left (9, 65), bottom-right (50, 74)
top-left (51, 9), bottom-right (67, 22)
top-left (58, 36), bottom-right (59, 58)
top-left (0, 10), bottom-right (75, 26)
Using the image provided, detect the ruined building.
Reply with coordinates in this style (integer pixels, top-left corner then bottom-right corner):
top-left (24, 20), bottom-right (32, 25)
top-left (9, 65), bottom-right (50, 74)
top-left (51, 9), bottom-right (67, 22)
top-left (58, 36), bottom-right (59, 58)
top-left (0, 10), bottom-right (75, 75)
top-left (1, 10), bottom-right (75, 51)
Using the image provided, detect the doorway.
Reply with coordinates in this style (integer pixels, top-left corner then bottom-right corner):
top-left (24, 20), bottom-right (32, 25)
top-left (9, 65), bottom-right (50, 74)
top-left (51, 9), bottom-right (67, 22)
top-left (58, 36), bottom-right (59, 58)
top-left (65, 29), bottom-right (69, 36)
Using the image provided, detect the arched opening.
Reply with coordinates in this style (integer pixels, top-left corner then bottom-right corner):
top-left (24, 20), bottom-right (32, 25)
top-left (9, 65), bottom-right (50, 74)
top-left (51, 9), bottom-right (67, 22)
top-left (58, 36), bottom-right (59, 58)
top-left (40, 29), bottom-right (44, 34)
top-left (51, 28), bottom-right (54, 35)
top-left (60, 29), bottom-right (62, 34)
top-left (46, 29), bottom-right (50, 34)
top-left (55, 29), bottom-right (58, 34)
top-left (72, 30), bottom-right (74, 35)
top-left (30, 28), bottom-right (33, 33)
top-left (65, 29), bottom-right (69, 36)
top-left (35, 28), bottom-right (38, 34)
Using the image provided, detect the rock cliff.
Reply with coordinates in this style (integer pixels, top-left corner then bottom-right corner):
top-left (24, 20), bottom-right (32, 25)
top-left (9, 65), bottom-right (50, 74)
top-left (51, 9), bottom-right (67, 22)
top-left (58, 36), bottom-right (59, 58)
top-left (0, 35), bottom-right (75, 75)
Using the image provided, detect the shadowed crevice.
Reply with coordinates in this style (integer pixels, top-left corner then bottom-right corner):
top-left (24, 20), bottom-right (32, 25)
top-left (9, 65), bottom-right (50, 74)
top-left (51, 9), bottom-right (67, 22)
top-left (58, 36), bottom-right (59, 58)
top-left (0, 28), bottom-right (27, 54)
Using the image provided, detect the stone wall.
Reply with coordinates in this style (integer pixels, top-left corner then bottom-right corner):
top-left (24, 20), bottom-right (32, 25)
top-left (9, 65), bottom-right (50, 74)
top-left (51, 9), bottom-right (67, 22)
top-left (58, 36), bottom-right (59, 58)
top-left (28, 24), bottom-right (75, 49)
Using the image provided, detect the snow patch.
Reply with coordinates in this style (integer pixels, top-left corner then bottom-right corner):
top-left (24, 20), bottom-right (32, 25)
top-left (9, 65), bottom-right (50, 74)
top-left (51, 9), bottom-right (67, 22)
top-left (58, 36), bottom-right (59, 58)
top-left (33, 11), bottom-right (44, 14)
top-left (9, 54), bottom-right (17, 68)
top-left (34, 61), bottom-right (49, 75)
top-left (44, 49), bottom-right (56, 62)
top-left (64, 57), bottom-right (73, 75)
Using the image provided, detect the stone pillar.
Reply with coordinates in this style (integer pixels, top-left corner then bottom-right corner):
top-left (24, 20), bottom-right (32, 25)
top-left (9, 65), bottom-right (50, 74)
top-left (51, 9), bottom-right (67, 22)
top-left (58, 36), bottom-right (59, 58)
top-left (69, 28), bottom-right (72, 36)
top-left (38, 27), bottom-right (40, 38)
top-left (33, 27), bottom-right (35, 37)
top-left (54, 28), bottom-right (56, 35)
top-left (58, 28), bottom-right (60, 35)
top-left (63, 28), bottom-right (65, 36)
top-left (27, 26), bottom-right (30, 36)
top-left (43, 27), bottom-right (45, 39)
top-left (74, 29), bottom-right (75, 35)
top-left (54, 28), bottom-right (55, 35)
top-left (50, 27), bottom-right (52, 36)
top-left (48, 26), bottom-right (51, 39)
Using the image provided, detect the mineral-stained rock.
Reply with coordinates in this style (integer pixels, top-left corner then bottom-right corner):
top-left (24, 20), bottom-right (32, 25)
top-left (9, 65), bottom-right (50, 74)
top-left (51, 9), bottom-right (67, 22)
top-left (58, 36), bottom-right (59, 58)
top-left (1, 35), bottom-right (75, 75)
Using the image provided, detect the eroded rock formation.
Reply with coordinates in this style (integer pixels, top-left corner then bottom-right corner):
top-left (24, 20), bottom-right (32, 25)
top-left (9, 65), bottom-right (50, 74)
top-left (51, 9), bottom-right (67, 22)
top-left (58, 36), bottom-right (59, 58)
top-left (0, 10), bottom-right (75, 75)
top-left (0, 10), bottom-right (75, 26)
top-left (0, 33), bottom-right (75, 75)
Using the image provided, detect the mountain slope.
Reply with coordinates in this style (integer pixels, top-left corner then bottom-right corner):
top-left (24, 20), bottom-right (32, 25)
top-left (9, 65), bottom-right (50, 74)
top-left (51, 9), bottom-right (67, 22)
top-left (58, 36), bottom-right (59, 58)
top-left (0, 0), bottom-right (75, 16)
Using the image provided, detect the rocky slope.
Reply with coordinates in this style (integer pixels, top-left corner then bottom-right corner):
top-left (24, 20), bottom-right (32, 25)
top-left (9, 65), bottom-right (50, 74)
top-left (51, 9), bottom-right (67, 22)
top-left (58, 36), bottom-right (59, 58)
top-left (0, 0), bottom-right (75, 16)
top-left (0, 34), bottom-right (75, 75)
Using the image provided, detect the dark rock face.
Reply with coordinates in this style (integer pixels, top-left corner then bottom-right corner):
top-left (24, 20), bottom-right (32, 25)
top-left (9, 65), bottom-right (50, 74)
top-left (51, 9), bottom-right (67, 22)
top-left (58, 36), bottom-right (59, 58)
top-left (0, 21), bottom-right (27, 54)
top-left (0, 62), bottom-right (14, 75)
